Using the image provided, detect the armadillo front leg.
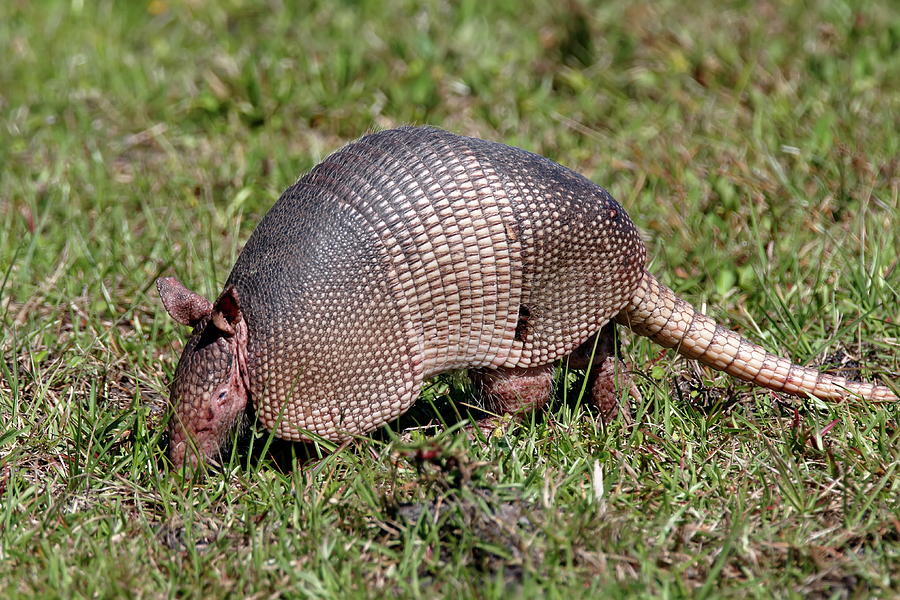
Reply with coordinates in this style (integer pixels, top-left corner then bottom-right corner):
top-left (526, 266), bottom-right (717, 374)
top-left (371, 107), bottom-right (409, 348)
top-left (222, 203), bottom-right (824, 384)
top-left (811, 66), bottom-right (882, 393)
top-left (568, 323), bottom-right (641, 422)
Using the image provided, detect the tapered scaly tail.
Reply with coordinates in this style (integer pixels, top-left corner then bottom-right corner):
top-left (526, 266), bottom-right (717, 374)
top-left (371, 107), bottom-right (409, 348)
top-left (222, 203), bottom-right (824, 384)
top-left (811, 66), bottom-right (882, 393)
top-left (616, 271), bottom-right (896, 401)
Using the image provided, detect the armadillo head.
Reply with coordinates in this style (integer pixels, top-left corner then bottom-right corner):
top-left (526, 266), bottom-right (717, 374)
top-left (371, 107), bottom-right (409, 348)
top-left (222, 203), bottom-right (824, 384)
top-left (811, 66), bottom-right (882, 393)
top-left (157, 277), bottom-right (250, 470)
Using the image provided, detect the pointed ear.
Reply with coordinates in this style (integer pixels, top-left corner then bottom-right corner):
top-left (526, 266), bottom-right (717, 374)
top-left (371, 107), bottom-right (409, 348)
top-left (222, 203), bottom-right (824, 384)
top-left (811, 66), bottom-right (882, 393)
top-left (210, 285), bottom-right (242, 336)
top-left (157, 277), bottom-right (212, 326)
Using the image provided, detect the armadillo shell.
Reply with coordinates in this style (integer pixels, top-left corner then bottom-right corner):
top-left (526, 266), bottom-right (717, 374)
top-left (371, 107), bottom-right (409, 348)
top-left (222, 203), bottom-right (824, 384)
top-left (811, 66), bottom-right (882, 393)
top-left (225, 126), bottom-right (646, 442)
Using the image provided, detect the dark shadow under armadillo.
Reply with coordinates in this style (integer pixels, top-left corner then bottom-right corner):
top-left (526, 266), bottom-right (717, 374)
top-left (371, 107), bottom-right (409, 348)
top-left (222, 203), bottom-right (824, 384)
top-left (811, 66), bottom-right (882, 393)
top-left (158, 126), bottom-right (896, 468)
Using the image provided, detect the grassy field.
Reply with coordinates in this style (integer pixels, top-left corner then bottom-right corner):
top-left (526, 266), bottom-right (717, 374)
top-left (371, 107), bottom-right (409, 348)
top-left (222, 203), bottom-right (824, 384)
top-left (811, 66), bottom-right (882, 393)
top-left (2, 0), bottom-right (899, 597)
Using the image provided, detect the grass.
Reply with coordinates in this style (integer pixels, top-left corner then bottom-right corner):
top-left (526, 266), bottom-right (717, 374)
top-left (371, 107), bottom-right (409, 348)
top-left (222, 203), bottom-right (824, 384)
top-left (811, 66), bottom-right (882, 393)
top-left (1, 0), bottom-right (898, 597)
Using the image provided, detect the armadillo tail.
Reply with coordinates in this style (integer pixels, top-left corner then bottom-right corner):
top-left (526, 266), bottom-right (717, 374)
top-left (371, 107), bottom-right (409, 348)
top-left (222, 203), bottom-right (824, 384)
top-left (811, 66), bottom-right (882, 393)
top-left (615, 271), bottom-right (896, 402)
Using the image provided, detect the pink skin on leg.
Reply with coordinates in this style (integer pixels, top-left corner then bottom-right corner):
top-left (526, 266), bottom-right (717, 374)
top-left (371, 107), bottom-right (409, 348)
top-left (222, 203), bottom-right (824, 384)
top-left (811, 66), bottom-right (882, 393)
top-left (469, 363), bottom-right (555, 436)
top-left (566, 324), bottom-right (641, 422)
top-left (472, 364), bottom-right (556, 415)
top-left (469, 324), bottom-right (641, 433)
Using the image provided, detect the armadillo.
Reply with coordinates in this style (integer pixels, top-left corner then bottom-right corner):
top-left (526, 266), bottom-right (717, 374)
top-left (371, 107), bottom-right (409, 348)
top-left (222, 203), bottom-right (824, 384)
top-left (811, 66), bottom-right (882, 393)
top-left (158, 126), bottom-right (896, 468)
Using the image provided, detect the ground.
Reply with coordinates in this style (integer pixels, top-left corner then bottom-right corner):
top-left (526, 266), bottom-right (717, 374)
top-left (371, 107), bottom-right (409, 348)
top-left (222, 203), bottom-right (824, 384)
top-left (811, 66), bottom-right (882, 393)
top-left (1, 0), bottom-right (898, 597)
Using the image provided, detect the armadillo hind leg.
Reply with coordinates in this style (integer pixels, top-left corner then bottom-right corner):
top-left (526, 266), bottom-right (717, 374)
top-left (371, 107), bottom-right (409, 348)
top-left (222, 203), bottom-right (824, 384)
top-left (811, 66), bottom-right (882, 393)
top-left (471, 364), bottom-right (555, 416)
top-left (568, 323), bottom-right (641, 422)
top-left (468, 364), bottom-right (555, 437)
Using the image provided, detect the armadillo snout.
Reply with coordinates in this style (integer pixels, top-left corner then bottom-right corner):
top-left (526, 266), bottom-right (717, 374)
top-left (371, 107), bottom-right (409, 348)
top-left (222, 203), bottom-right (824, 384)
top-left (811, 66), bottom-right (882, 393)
top-left (167, 322), bottom-right (250, 469)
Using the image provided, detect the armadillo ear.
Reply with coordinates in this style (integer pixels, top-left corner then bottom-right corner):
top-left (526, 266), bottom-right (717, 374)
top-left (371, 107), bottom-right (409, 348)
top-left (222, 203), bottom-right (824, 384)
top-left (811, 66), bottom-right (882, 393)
top-left (157, 277), bottom-right (213, 327)
top-left (210, 285), bottom-right (242, 336)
